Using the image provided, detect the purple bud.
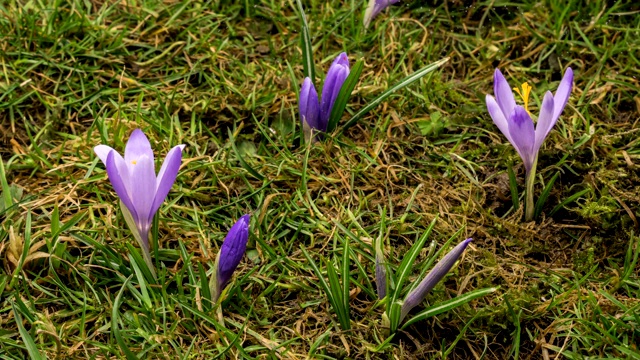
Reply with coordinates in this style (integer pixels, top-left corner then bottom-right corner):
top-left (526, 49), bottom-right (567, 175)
top-left (400, 238), bottom-right (472, 322)
top-left (214, 214), bottom-right (250, 299)
top-left (320, 52), bottom-right (350, 128)
top-left (299, 77), bottom-right (321, 141)
top-left (375, 245), bottom-right (387, 300)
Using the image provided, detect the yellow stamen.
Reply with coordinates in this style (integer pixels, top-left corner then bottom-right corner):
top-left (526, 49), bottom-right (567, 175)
top-left (513, 82), bottom-right (532, 113)
top-left (131, 160), bottom-right (137, 165)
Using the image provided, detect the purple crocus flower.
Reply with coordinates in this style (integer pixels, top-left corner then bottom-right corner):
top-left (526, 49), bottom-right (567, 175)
top-left (400, 238), bottom-right (472, 322)
top-left (94, 129), bottom-right (185, 272)
top-left (320, 53), bottom-right (350, 126)
top-left (298, 53), bottom-right (350, 142)
top-left (375, 244), bottom-right (387, 300)
top-left (299, 77), bottom-right (320, 142)
top-left (363, 0), bottom-right (401, 28)
top-left (486, 68), bottom-right (573, 221)
top-left (212, 214), bottom-right (250, 302)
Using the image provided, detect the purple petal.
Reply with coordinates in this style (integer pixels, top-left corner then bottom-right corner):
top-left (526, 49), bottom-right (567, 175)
top-left (493, 69), bottom-right (517, 121)
top-left (400, 238), bottom-right (472, 321)
top-left (105, 150), bottom-right (138, 221)
top-left (486, 95), bottom-right (513, 144)
top-left (94, 145), bottom-right (117, 165)
top-left (217, 214), bottom-right (251, 290)
top-left (150, 144), bottom-right (185, 217)
top-left (330, 51), bottom-right (350, 69)
top-left (534, 91), bottom-right (556, 151)
top-left (552, 67), bottom-right (573, 121)
top-left (320, 53), bottom-right (350, 128)
top-left (375, 251), bottom-right (387, 300)
top-left (508, 106), bottom-right (536, 172)
top-left (363, 0), bottom-right (401, 28)
top-left (299, 77), bottom-right (321, 134)
top-left (129, 154), bottom-right (156, 233)
top-left (124, 129), bottom-right (154, 166)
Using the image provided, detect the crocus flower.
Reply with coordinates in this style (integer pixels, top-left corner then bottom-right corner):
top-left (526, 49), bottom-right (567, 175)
top-left (299, 77), bottom-right (320, 142)
top-left (375, 242), bottom-right (387, 300)
top-left (486, 68), bottom-right (573, 221)
top-left (320, 53), bottom-right (350, 126)
top-left (94, 129), bottom-right (185, 273)
top-left (211, 214), bottom-right (251, 302)
top-left (363, 0), bottom-right (400, 29)
top-left (298, 53), bottom-right (350, 141)
top-left (400, 238), bottom-right (472, 322)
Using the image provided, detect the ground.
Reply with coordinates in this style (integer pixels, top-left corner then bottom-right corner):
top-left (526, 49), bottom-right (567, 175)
top-left (1, 0), bottom-right (639, 359)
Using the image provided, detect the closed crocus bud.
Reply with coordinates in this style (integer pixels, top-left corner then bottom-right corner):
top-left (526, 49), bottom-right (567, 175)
top-left (320, 52), bottom-right (350, 127)
top-left (299, 77), bottom-right (321, 142)
top-left (375, 242), bottom-right (387, 300)
top-left (212, 214), bottom-right (250, 302)
top-left (400, 238), bottom-right (472, 322)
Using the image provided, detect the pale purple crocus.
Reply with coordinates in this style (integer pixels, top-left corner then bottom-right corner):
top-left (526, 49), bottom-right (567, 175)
top-left (299, 53), bottom-right (350, 142)
top-left (486, 68), bottom-right (573, 221)
top-left (363, 0), bottom-right (401, 28)
top-left (399, 238), bottom-right (472, 323)
top-left (94, 129), bottom-right (185, 275)
top-left (211, 214), bottom-right (250, 302)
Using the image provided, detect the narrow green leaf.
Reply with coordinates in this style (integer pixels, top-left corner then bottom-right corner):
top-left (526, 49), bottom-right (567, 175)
top-left (341, 57), bottom-right (449, 132)
top-left (198, 262), bottom-right (212, 311)
top-left (112, 276), bottom-right (139, 360)
top-left (12, 303), bottom-right (45, 360)
top-left (507, 164), bottom-right (519, 211)
top-left (402, 287), bottom-right (497, 329)
top-left (301, 247), bottom-right (335, 311)
top-left (341, 238), bottom-right (351, 316)
top-left (295, 0), bottom-right (314, 82)
top-left (390, 217), bottom-right (437, 305)
top-left (325, 256), bottom-right (348, 329)
top-left (549, 188), bottom-right (591, 216)
top-left (534, 171), bottom-right (560, 219)
top-left (0, 155), bottom-right (13, 209)
top-left (128, 253), bottom-right (152, 310)
top-left (326, 59), bottom-right (364, 132)
top-left (505, 296), bottom-right (521, 360)
top-left (227, 128), bottom-right (264, 181)
top-left (126, 243), bottom-right (157, 285)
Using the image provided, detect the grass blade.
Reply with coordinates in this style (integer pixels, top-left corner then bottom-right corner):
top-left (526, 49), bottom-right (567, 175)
top-left (12, 302), bottom-right (45, 360)
top-left (549, 187), bottom-right (591, 216)
top-left (508, 164), bottom-right (519, 211)
top-left (534, 171), bottom-right (559, 219)
top-left (112, 275), bottom-right (139, 360)
top-left (341, 57), bottom-right (449, 132)
top-left (295, 0), bottom-right (314, 82)
top-left (0, 155), bottom-right (13, 210)
top-left (326, 59), bottom-right (364, 132)
top-left (402, 287), bottom-right (498, 329)
top-left (227, 128), bottom-right (264, 181)
top-left (390, 217), bottom-right (438, 305)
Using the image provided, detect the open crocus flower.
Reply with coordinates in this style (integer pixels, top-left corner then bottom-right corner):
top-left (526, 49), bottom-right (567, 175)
top-left (299, 52), bottom-right (350, 142)
top-left (363, 0), bottom-right (400, 29)
top-left (486, 68), bottom-right (573, 221)
top-left (94, 129), bottom-right (185, 274)
top-left (211, 214), bottom-right (251, 303)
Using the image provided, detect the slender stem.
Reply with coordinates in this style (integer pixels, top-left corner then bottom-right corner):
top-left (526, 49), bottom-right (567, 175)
top-left (140, 233), bottom-right (158, 280)
top-left (524, 157), bottom-right (538, 222)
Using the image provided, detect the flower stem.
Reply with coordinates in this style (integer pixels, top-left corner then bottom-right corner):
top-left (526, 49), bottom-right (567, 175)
top-left (524, 158), bottom-right (538, 222)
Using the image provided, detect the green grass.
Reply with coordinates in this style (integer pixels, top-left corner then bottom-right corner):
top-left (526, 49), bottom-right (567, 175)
top-left (1, 0), bottom-right (640, 358)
